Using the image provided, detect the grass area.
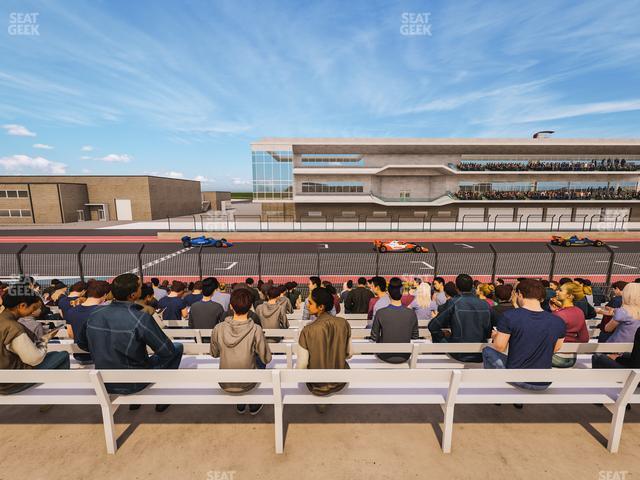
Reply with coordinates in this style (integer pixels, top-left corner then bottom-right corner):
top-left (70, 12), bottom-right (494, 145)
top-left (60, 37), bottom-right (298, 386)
top-left (231, 192), bottom-right (253, 200)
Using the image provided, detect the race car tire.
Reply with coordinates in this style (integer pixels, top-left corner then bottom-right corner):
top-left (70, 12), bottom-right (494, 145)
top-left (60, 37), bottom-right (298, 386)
top-left (413, 246), bottom-right (422, 253)
top-left (379, 246), bottom-right (387, 253)
top-left (214, 240), bottom-right (222, 248)
top-left (562, 240), bottom-right (571, 247)
top-left (595, 240), bottom-right (604, 247)
top-left (182, 240), bottom-right (191, 248)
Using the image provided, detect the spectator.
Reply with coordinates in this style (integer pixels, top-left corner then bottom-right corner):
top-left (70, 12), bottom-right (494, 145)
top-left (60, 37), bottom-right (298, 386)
top-left (57, 281), bottom-right (87, 318)
top-left (476, 283), bottom-right (495, 307)
top-left (151, 277), bottom-right (167, 301)
top-left (284, 281), bottom-right (301, 310)
top-left (368, 276), bottom-right (389, 321)
top-left (210, 288), bottom-right (271, 416)
top-left (323, 282), bottom-right (341, 315)
top-left (550, 282), bottom-right (588, 368)
top-left (340, 280), bottom-right (353, 304)
top-left (17, 299), bottom-right (45, 340)
top-left (592, 326), bottom-right (640, 369)
top-left (344, 277), bottom-right (374, 314)
top-left (409, 282), bottom-right (438, 320)
top-left (210, 278), bottom-right (231, 312)
top-left (245, 277), bottom-right (261, 306)
top-left (600, 283), bottom-right (640, 344)
top-left (437, 281), bottom-right (459, 314)
top-left (66, 280), bottom-right (111, 364)
top-left (297, 287), bottom-right (351, 407)
top-left (183, 281), bottom-right (203, 306)
top-left (572, 282), bottom-right (597, 319)
top-left (135, 284), bottom-right (157, 316)
top-left (596, 281), bottom-right (627, 342)
top-left (492, 284), bottom-right (515, 322)
top-left (428, 274), bottom-right (495, 363)
top-left (575, 278), bottom-right (594, 305)
top-left (302, 276), bottom-right (335, 320)
top-left (188, 278), bottom-right (225, 330)
top-left (255, 286), bottom-right (290, 337)
top-left (0, 285), bottom-right (70, 395)
top-left (482, 279), bottom-right (566, 391)
top-left (432, 277), bottom-right (447, 306)
top-left (77, 273), bottom-right (183, 411)
top-left (496, 278), bottom-right (505, 286)
top-left (371, 278), bottom-right (419, 364)
top-left (157, 281), bottom-right (188, 320)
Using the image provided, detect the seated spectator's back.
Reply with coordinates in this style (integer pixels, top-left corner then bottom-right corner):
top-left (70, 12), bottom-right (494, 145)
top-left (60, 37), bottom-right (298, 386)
top-left (157, 280), bottom-right (188, 320)
top-left (188, 278), bottom-right (225, 330)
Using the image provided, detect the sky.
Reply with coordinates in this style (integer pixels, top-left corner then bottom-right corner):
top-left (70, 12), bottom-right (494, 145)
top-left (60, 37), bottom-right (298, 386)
top-left (1, 0), bottom-right (640, 191)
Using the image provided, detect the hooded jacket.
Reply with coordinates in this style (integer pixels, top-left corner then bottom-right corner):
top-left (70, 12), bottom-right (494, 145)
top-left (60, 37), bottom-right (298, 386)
top-left (255, 300), bottom-right (290, 339)
top-left (210, 317), bottom-right (272, 393)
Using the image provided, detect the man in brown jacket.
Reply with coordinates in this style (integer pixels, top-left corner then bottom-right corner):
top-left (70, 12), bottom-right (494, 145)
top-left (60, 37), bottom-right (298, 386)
top-left (297, 287), bottom-right (351, 411)
top-left (210, 288), bottom-right (272, 416)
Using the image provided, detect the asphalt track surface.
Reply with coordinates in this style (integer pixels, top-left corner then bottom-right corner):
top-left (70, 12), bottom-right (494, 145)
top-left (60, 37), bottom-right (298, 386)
top-left (1, 240), bottom-right (639, 284)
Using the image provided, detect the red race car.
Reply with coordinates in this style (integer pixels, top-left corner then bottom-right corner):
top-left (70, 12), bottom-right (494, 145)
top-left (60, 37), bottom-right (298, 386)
top-left (374, 240), bottom-right (427, 253)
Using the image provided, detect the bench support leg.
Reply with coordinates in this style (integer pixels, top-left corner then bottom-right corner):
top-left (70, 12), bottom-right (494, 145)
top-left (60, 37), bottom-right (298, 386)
top-left (442, 405), bottom-right (454, 454)
top-left (274, 403), bottom-right (284, 454)
top-left (607, 370), bottom-right (640, 453)
top-left (100, 405), bottom-right (118, 454)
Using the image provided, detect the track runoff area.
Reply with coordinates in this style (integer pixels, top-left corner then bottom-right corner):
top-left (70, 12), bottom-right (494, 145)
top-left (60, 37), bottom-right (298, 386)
top-left (1, 235), bottom-right (640, 286)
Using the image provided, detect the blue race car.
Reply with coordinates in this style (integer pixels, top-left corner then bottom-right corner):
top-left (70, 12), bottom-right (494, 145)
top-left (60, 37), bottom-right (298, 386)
top-left (551, 235), bottom-right (604, 247)
top-left (181, 235), bottom-right (233, 248)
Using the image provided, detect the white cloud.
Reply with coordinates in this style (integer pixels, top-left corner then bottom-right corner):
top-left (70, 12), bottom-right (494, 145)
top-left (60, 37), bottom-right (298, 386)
top-left (33, 143), bottom-right (54, 150)
top-left (0, 154), bottom-right (66, 174)
top-left (80, 155), bottom-right (92, 160)
top-left (231, 177), bottom-right (252, 186)
top-left (2, 124), bottom-right (36, 137)
top-left (81, 145), bottom-right (94, 151)
top-left (164, 171), bottom-right (184, 178)
top-left (100, 153), bottom-right (133, 162)
top-left (193, 175), bottom-right (211, 182)
top-left (82, 168), bottom-right (91, 173)
top-left (516, 99), bottom-right (640, 123)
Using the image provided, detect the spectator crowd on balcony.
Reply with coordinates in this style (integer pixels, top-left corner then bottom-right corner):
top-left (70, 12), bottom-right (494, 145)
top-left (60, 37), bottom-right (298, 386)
top-left (455, 186), bottom-right (640, 201)
top-left (457, 158), bottom-right (639, 172)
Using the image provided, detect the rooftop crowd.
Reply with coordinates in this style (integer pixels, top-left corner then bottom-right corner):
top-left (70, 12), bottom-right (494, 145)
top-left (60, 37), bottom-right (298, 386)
top-left (1, 273), bottom-right (640, 413)
top-left (457, 158), bottom-right (639, 172)
top-left (455, 186), bottom-right (640, 201)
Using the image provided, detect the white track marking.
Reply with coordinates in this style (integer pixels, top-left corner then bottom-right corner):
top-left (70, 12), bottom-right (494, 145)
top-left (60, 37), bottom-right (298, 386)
top-left (127, 247), bottom-right (192, 275)
top-left (595, 260), bottom-right (637, 270)
top-left (317, 243), bottom-right (329, 249)
top-left (454, 243), bottom-right (474, 249)
top-left (215, 261), bottom-right (238, 271)
top-left (410, 261), bottom-right (435, 270)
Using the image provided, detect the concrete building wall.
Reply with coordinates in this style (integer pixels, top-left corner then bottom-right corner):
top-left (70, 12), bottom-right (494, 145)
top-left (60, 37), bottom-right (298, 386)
top-left (58, 183), bottom-right (89, 222)
top-left (29, 184), bottom-right (62, 223)
top-left (147, 177), bottom-right (202, 219)
top-left (0, 184), bottom-right (32, 224)
top-left (202, 191), bottom-right (232, 211)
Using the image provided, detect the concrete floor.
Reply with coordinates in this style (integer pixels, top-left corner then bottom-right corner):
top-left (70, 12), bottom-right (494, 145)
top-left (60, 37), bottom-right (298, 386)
top-left (1, 402), bottom-right (639, 480)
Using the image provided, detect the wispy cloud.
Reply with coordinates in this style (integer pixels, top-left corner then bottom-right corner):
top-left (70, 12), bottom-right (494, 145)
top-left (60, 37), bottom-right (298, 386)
top-left (0, 155), bottom-right (66, 174)
top-left (2, 124), bottom-right (36, 136)
top-left (81, 145), bottom-right (94, 151)
top-left (100, 153), bottom-right (133, 162)
top-left (33, 143), bottom-right (54, 150)
top-left (516, 99), bottom-right (640, 123)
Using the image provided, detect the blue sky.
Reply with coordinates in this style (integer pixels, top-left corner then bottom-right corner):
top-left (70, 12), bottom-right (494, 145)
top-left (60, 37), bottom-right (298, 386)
top-left (1, 0), bottom-right (639, 191)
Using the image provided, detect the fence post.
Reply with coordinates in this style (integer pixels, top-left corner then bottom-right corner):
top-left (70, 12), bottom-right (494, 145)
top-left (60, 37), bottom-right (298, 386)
top-left (198, 246), bottom-right (203, 281)
top-left (432, 243), bottom-right (438, 278)
top-left (489, 244), bottom-right (497, 284)
top-left (258, 245), bottom-right (262, 282)
top-left (605, 245), bottom-right (615, 285)
top-left (167, 217), bottom-right (171, 231)
top-left (545, 243), bottom-right (556, 281)
top-left (317, 250), bottom-right (321, 277)
top-left (375, 250), bottom-right (380, 276)
top-left (193, 215), bottom-right (197, 232)
top-left (77, 245), bottom-right (86, 282)
top-left (16, 244), bottom-right (27, 276)
top-left (137, 244), bottom-right (145, 282)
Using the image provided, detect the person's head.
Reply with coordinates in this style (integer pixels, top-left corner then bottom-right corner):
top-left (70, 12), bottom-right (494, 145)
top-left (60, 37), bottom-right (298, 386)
top-left (612, 281), bottom-right (628, 296)
top-left (514, 278), bottom-right (545, 307)
top-left (187, 282), bottom-right (195, 292)
top-left (387, 277), bottom-right (404, 302)
top-left (573, 278), bottom-right (585, 286)
top-left (455, 274), bottom-right (474, 293)
top-left (245, 277), bottom-right (254, 286)
top-left (414, 281), bottom-right (432, 307)
top-left (192, 281), bottom-right (203, 292)
top-left (140, 284), bottom-right (155, 304)
top-left (433, 277), bottom-right (445, 292)
top-left (444, 281), bottom-right (458, 299)
top-left (556, 281), bottom-right (581, 306)
top-left (308, 287), bottom-right (334, 316)
top-left (549, 280), bottom-right (559, 291)
top-left (2, 285), bottom-right (41, 317)
top-left (495, 284), bottom-right (513, 302)
top-left (357, 277), bottom-right (367, 287)
top-left (346, 280), bottom-right (353, 289)
top-left (496, 278), bottom-right (505, 286)
top-left (559, 277), bottom-right (572, 286)
top-left (111, 274), bottom-right (142, 302)
top-left (151, 277), bottom-right (160, 287)
top-left (285, 281), bottom-right (298, 291)
top-left (202, 277), bottom-right (220, 297)
top-left (308, 276), bottom-right (322, 291)
top-left (476, 283), bottom-right (495, 299)
top-left (85, 280), bottom-right (111, 301)
top-left (540, 279), bottom-right (550, 288)
top-left (161, 279), bottom-right (169, 287)
top-left (370, 276), bottom-right (387, 295)
top-left (324, 283), bottom-right (337, 295)
top-left (413, 277), bottom-right (422, 286)
top-left (267, 286), bottom-right (281, 300)
top-left (230, 288), bottom-right (254, 316)
top-left (170, 280), bottom-right (186, 295)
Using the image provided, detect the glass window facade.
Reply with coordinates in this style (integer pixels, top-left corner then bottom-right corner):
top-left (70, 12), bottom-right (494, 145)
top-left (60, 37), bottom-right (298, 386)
top-left (252, 150), bottom-right (293, 200)
top-left (300, 154), bottom-right (364, 167)
top-left (301, 182), bottom-right (365, 193)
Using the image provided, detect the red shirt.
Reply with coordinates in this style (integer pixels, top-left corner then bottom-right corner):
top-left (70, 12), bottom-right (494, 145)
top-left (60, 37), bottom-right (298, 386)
top-left (553, 306), bottom-right (588, 343)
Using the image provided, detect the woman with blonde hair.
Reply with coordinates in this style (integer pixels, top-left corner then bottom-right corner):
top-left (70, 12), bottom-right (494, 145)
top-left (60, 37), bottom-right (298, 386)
top-left (550, 282), bottom-right (588, 368)
top-left (409, 282), bottom-right (438, 320)
top-left (476, 283), bottom-right (495, 307)
top-left (602, 282), bottom-right (640, 343)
